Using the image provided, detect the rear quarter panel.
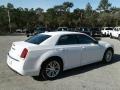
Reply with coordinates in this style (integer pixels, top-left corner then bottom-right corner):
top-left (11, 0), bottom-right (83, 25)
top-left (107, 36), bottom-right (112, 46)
top-left (23, 46), bottom-right (65, 74)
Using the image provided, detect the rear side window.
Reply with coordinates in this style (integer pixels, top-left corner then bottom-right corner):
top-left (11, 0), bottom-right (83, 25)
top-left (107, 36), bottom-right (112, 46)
top-left (57, 35), bottom-right (78, 45)
top-left (25, 34), bottom-right (51, 44)
top-left (77, 34), bottom-right (95, 44)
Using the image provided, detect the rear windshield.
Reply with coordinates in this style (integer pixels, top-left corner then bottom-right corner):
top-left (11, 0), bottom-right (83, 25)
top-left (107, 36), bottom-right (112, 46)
top-left (25, 34), bottom-right (51, 44)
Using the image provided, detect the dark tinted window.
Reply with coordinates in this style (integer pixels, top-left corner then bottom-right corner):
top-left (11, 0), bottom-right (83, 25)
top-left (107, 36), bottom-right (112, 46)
top-left (106, 28), bottom-right (113, 30)
top-left (79, 28), bottom-right (83, 32)
top-left (114, 28), bottom-right (118, 31)
top-left (25, 34), bottom-right (51, 44)
top-left (77, 34), bottom-right (95, 44)
top-left (57, 35), bottom-right (78, 45)
top-left (84, 28), bottom-right (89, 31)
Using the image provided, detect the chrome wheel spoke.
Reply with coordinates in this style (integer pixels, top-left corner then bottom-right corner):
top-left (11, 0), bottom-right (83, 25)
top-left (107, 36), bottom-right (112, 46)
top-left (47, 70), bottom-right (52, 76)
top-left (106, 51), bottom-right (112, 62)
top-left (45, 61), bottom-right (60, 78)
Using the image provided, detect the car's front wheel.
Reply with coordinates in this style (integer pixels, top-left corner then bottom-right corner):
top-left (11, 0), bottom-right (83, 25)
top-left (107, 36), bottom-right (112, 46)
top-left (40, 59), bottom-right (63, 80)
top-left (103, 49), bottom-right (113, 63)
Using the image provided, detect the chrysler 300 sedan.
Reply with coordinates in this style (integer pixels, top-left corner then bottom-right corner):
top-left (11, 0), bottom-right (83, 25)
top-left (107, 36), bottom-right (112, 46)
top-left (7, 31), bottom-right (114, 80)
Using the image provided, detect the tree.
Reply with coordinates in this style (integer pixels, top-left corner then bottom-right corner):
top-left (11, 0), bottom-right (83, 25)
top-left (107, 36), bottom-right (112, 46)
top-left (35, 8), bottom-right (43, 15)
top-left (98, 13), bottom-right (114, 27)
top-left (98, 0), bottom-right (111, 11)
top-left (30, 8), bottom-right (34, 12)
top-left (17, 7), bottom-right (24, 11)
top-left (54, 5), bottom-right (64, 15)
top-left (24, 8), bottom-right (29, 12)
top-left (73, 8), bottom-right (85, 27)
top-left (7, 3), bottom-right (14, 32)
top-left (0, 1), bottom-right (120, 34)
top-left (7, 3), bottom-right (14, 9)
top-left (85, 2), bottom-right (93, 16)
top-left (63, 2), bottom-right (73, 12)
top-left (0, 5), bottom-right (5, 8)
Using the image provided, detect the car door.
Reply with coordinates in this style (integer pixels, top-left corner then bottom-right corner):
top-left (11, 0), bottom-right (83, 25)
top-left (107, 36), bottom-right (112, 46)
top-left (56, 34), bottom-right (82, 69)
top-left (115, 28), bottom-right (119, 38)
top-left (112, 28), bottom-right (115, 37)
top-left (77, 34), bottom-right (101, 66)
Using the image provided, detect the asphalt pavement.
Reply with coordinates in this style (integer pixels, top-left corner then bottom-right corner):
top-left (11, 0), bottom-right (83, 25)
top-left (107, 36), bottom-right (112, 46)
top-left (0, 36), bottom-right (120, 90)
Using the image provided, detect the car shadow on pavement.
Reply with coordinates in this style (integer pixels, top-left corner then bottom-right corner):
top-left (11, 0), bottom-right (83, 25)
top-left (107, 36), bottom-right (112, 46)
top-left (56, 54), bottom-right (120, 80)
top-left (33, 54), bottom-right (120, 81)
top-left (94, 37), bottom-right (101, 41)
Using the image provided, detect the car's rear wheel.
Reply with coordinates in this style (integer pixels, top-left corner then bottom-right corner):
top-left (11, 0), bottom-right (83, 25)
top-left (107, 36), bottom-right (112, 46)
top-left (103, 49), bottom-right (113, 63)
top-left (40, 59), bottom-right (63, 80)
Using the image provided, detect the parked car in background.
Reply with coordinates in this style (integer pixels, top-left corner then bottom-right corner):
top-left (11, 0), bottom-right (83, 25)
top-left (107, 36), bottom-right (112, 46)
top-left (68, 28), bottom-right (76, 31)
top-left (33, 27), bottom-right (47, 35)
top-left (101, 27), bottom-right (113, 36)
top-left (76, 27), bottom-right (91, 35)
top-left (22, 29), bottom-right (27, 33)
top-left (56, 27), bottom-right (68, 31)
top-left (16, 29), bottom-right (27, 33)
top-left (7, 31), bottom-right (114, 80)
top-left (90, 27), bottom-right (101, 37)
top-left (16, 29), bottom-right (23, 33)
top-left (110, 27), bottom-right (120, 40)
top-left (26, 27), bottom-right (47, 37)
top-left (26, 29), bottom-right (34, 37)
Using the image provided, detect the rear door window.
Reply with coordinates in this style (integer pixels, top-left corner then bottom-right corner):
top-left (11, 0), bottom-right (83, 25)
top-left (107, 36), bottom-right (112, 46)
top-left (56, 34), bottom-right (78, 45)
top-left (76, 34), bottom-right (96, 44)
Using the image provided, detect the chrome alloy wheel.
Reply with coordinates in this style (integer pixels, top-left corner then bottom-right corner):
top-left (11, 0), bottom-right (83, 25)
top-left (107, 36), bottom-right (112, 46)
top-left (105, 50), bottom-right (113, 62)
top-left (45, 60), bottom-right (60, 78)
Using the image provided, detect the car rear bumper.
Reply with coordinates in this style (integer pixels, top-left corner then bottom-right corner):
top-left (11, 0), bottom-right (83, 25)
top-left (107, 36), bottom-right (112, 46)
top-left (7, 54), bottom-right (39, 76)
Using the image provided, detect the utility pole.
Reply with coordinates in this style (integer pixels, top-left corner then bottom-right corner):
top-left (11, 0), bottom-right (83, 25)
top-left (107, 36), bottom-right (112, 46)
top-left (8, 10), bottom-right (11, 32)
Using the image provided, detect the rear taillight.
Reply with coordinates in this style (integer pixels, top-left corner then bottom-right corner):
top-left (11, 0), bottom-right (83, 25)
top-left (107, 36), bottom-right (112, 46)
top-left (20, 48), bottom-right (28, 59)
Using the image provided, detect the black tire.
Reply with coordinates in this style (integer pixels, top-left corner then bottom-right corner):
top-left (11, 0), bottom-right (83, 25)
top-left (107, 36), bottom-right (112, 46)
top-left (110, 34), bottom-right (113, 38)
top-left (104, 33), bottom-right (106, 37)
top-left (32, 73), bottom-right (45, 81)
top-left (103, 49), bottom-right (113, 63)
top-left (118, 35), bottom-right (120, 41)
top-left (27, 34), bottom-right (29, 37)
top-left (39, 58), bottom-right (63, 80)
top-left (101, 34), bottom-right (104, 37)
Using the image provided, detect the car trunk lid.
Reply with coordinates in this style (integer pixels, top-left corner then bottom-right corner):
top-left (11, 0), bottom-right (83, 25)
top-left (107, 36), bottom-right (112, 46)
top-left (9, 41), bottom-right (36, 61)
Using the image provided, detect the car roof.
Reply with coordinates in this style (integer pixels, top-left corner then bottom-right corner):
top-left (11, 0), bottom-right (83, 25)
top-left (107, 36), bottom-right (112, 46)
top-left (114, 27), bottom-right (120, 28)
top-left (42, 31), bottom-right (82, 36)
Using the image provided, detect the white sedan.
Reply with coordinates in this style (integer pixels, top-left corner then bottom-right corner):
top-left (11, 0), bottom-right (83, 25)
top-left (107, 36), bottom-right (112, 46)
top-left (7, 31), bottom-right (114, 80)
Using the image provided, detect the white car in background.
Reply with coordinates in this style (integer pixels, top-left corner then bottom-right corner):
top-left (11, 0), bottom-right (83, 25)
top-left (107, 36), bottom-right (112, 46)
top-left (7, 31), bottom-right (114, 80)
top-left (110, 27), bottom-right (120, 40)
top-left (56, 27), bottom-right (68, 31)
top-left (101, 27), bottom-right (113, 36)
